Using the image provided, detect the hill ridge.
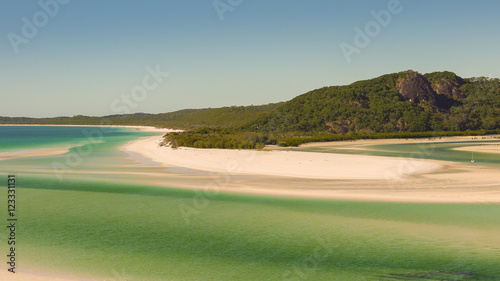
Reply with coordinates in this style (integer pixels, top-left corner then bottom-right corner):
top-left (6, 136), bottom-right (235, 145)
top-left (2, 70), bottom-right (499, 148)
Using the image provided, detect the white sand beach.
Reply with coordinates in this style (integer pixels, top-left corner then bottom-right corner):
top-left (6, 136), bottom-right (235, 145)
top-left (123, 136), bottom-right (442, 180)
top-left (121, 134), bottom-right (500, 203)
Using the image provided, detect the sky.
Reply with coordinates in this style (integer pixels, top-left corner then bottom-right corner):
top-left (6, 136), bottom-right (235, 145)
top-left (1, 0), bottom-right (499, 118)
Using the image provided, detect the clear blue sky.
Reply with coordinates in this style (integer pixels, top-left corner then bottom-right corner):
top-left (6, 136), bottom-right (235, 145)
top-left (1, 0), bottom-right (499, 117)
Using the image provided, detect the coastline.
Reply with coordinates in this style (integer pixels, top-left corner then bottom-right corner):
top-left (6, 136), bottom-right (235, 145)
top-left (453, 144), bottom-right (500, 154)
top-left (2, 125), bottom-right (499, 203)
top-left (2, 126), bottom-right (500, 281)
top-left (294, 134), bottom-right (500, 148)
top-left (0, 124), bottom-right (177, 133)
top-left (0, 124), bottom-right (175, 161)
top-left (123, 136), bottom-right (442, 180)
top-left (121, 134), bottom-right (500, 203)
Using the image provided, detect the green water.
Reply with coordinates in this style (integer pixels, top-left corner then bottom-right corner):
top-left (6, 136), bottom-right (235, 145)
top-left (295, 139), bottom-right (500, 165)
top-left (1, 127), bottom-right (499, 280)
top-left (9, 177), bottom-right (500, 280)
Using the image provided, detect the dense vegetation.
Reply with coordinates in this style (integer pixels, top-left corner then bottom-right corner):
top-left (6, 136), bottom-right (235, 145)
top-left (0, 104), bottom-right (280, 129)
top-left (2, 70), bottom-right (499, 148)
top-left (249, 71), bottom-right (500, 134)
top-left (163, 70), bottom-right (500, 148)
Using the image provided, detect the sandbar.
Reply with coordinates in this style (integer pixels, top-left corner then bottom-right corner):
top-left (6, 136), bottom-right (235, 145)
top-left (0, 148), bottom-right (70, 161)
top-left (121, 135), bottom-right (500, 203)
top-left (123, 136), bottom-right (442, 180)
top-left (453, 144), bottom-right (500, 154)
top-left (0, 269), bottom-right (98, 281)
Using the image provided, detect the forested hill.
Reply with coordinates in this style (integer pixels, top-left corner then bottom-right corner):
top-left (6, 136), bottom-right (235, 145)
top-left (0, 104), bottom-right (281, 129)
top-left (246, 70), bottom-right (500, 134)
top-left (2, 70), bottom-right (500, 148)
top-left (164, 70), bottom-right (500, 148)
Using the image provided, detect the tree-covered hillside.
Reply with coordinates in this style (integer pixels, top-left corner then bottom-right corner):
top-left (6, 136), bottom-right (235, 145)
top-left (0, 103), bottom-right (281, 129)
top-left (248, 70), bottom-right (500, 134)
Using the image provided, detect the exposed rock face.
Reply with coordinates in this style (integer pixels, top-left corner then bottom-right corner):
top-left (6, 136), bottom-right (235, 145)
top-left (431, 77), bottom-right (466, 99)
top-left (350, 100), bottom-right (370, 109)
top-left (396, 70), bottom-right (437, 104)
top-left (325, 120), bottom-right (351, 134)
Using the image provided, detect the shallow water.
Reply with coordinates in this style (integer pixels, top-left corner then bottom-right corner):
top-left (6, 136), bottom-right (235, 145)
top-left (296, 139), bottom-right (500, 165)
top-left (1, 126), bottom-right (499, 280)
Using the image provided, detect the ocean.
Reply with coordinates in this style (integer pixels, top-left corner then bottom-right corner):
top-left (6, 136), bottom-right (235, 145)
top-left (0, 126), bottom-right (499, 280)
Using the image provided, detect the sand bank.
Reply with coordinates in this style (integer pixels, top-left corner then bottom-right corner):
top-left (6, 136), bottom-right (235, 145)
top-left (0, 269), bottom-right (97, 281)
top-left (123, 136), bottom-right (442, 180)
top-left (0, 148), bottom-right (70, 161)
top-left (453, 144), bottom-right (500, 154)
top-left (293, 134), bottom-right (500, 149)
top-left (119, 135), bottom-right (500, 203)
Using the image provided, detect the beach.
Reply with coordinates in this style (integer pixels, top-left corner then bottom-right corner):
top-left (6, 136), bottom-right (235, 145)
top-left (2, 124), bottom-right (499, 203)
top-left (122, 133), bottom-right (500, 203)
top-left (123, 136), bottom-right (442, 180)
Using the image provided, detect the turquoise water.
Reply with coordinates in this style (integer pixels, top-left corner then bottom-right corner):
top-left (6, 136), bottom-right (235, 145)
top-left (1, 127), bottom-right (499, 280)
top-left (296, 139), bottom-right (500, 165)
top-left (0, 126), bottom-right (156, 171)
top-left (0, 126), bottom-right (147, 152)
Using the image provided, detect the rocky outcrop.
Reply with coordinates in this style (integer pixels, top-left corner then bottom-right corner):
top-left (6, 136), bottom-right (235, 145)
top-left (396, 70), bottom-right (437, 104)
top-left (431, 77), bottom-right (466, 99)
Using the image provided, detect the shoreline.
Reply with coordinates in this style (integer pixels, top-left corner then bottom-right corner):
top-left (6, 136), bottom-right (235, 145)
top-left (0, 124), bottom-right (176, 162)
top-left (123, 136), bottom-right (443, 180)
top-left (122, 135), bottom-right (500, 204)
top-left (1, 127), bottom-right (500, 281)
top-left (2, 125), bottom-right (499, 203)
top-left (453, 144), bottom-right (500, 154)
top-left (0, 124), bottom-right (178, 133)
top-left (295, 134), bottom-right (500, 148)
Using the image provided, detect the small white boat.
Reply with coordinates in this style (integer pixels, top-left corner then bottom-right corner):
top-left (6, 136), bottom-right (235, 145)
top-left (471, 152), bottom-right (475, 163)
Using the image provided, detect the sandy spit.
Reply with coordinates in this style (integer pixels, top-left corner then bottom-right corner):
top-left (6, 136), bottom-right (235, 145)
top-left (453, 144), bottom-right (500, 154)
top-left (123, 136), bottom-right (442, 180)
top-left (120, 135), bottom-right (500, 203)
